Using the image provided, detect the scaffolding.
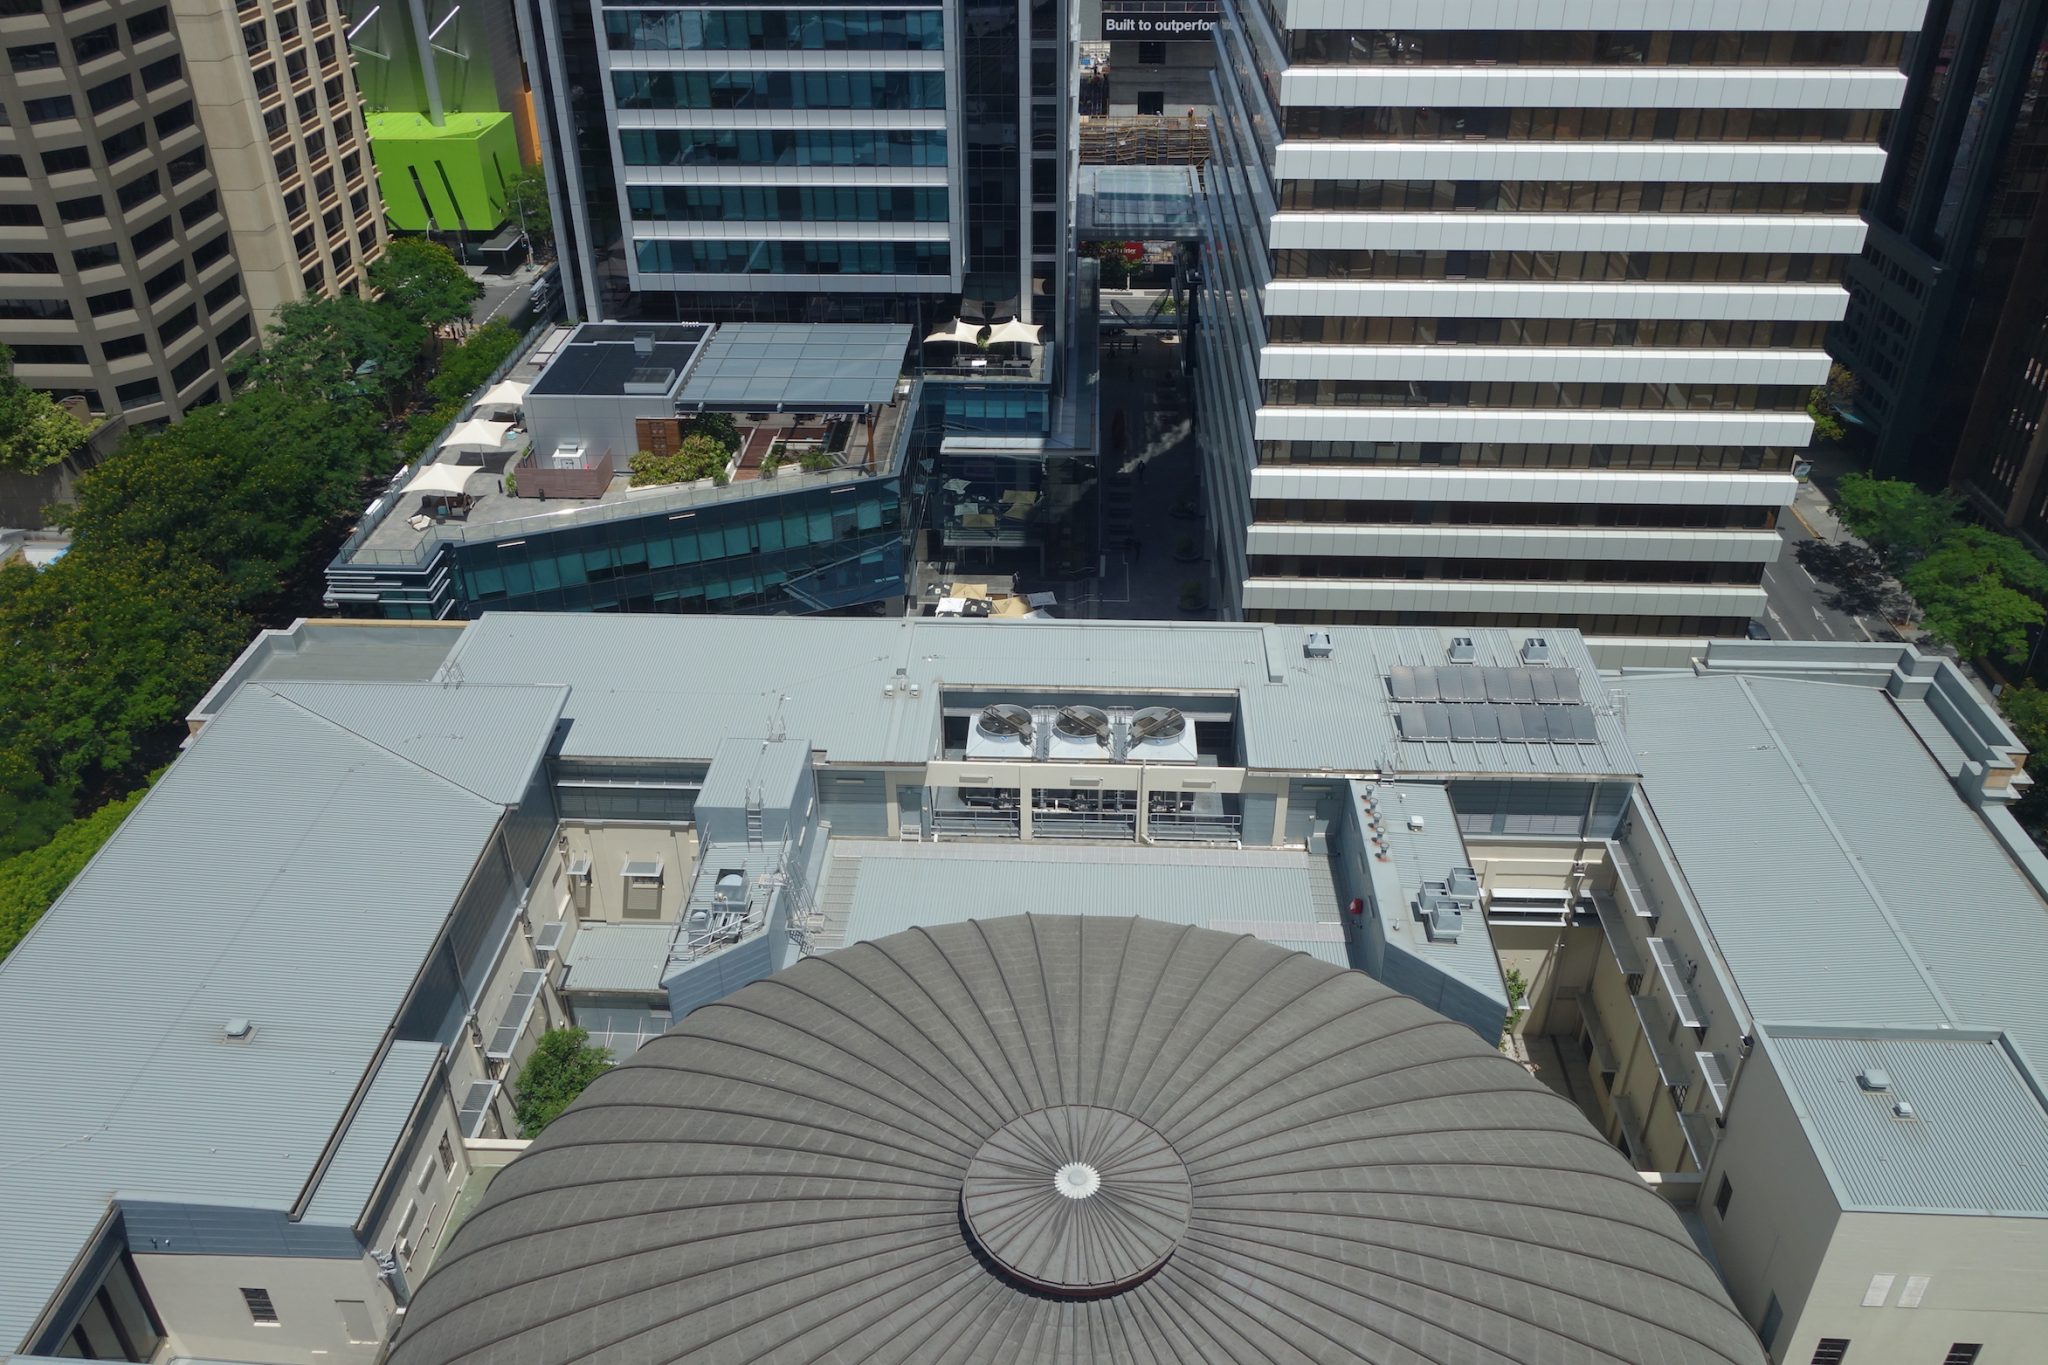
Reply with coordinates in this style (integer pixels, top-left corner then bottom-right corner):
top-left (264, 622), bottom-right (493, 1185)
top-left (1080, 116), bottom-right (1211, 166)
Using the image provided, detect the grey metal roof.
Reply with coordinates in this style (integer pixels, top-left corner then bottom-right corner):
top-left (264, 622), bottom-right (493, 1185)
top-left (390, 917), bottom-right (1762, 1365)
top-left (837, 842), bottom-right (1348, 966)
top-left (676, 323), bottom-right (911, 411)
top-left (1761, 1028), bottom-right (2048, 1216)
top-left (304, 1041), bottom-right (442, 1226)
top-left (560, 923), bottom-right (675, 995)
top-left (437, 615), bottom-right (1634, 777)
top-left (256, 682), bottom-right (566, 804)
top-left (1623, 671), bottom-right (2048, 1211)
top-left (0, 680), bottom-right (559, 1350)
top-left (526, 322), bottom-right (712, 398)
top-left (1362, 782), bottom-right (1508, 1005)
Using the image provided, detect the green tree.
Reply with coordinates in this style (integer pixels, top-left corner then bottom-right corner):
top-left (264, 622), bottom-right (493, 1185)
top-left (427, 321), bottom-right (523, 406)
top-left (1903, 525), bottom-right (2048, 663)
top-left (0, 782), bottom-right (150, 960)
top-left (55, 386), bottom-right (389, 611)
top-left (0, 551), bottom-right (246, 800)
top-left (0, 747), bottom-right (73, 860)
top-left (1998, 682), bottom-right (2048, 831)
top-left (1807, 363), bottom-right (1859, 443)
top-left (513, 1026), bottom-right (613, 1137)
top-left (1833, 473), bottom-right (1962, 568)
top-left (240, 294), bottom-right (427, 410)
top-left (628, 434), bottom-right (729, 487)
top-left (369, 238), bottom-right (480, 331)
top-left (501, 163), bottom-right (553, 245)
top-left (683, 411), bottom-right (740, 453)
top-left (0, 345), bottom-right (93, 473)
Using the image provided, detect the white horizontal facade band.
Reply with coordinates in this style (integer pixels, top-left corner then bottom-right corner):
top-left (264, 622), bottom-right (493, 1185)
top-left (1272, 141), bottom-right (1888, 183)
top-left (614, 109), bottom-right (947, 130)
top-left (1244, 523), bottom-right (1786, 562)
top-left (632, 220), bottom-right (951, 241)
top-left (631, 270), bottom-right (957, 293)
top-left (1266, 212), bottom-right (1870, 254)
top-left (1276, 0), bottom-right (1925, 30)
top-left (1254, 406), bottom-right (1815, 445)
top-left (1263, 280), bottom-right (1848, 321)
top-left (620, 167), bottom-right (949, 187)
top-left (1247, 465), bottom-right (1799, 507)
top-left (1277, 66), bottom-right (1909, 110)
top-left (1240, 577), bottom-right (1768, 616)
top-left (605, 51), bottom-right (947, 72)
top-left (1257, 345), bottom-right (1834, 386)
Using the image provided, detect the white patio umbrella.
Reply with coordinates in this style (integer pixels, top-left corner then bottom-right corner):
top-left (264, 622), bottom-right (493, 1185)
top-left (476, 379), bottom-right (530, 408)
top-left (402, 462), bottom-right (484, 496)
top-left (438, 417), bottom-right (516, 453)
top-left (922, 318), bottom-right (989, 346)
top-left (986, 319), bottom-right (1045, 347)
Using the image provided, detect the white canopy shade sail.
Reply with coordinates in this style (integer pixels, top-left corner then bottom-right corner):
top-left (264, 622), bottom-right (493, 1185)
top-left (986, 319), bottom-right (1045, 346)
top-left (440, 418), bottom-right (516, 451)
top-left (402, 462), bottom-right (484, 496)
top-left (476, 379), bottom-right (530, 408)
top-left (923, 318), bottom-right (989, 346)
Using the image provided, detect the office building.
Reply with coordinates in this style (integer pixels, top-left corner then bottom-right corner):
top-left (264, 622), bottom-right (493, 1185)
top-left (386, 916), bottom-right (1761, 1365)
top-left (1195, 2), bottom-right (1921, 643)
top-left (1832, 0), bottom-right (2048, 495)
top-left (2, 614), bottom-right (2040, 1363)
top-left (322, 321), bottom-right (921, 618)
top-left (0, 0), bottom-right (383, 428)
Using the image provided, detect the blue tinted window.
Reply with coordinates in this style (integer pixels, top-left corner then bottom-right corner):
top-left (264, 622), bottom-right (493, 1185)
top-left (614, 69), bottom-right (944, 110)
top-left (636, 238), bottom-right (950, 275)
top-left (620, 128), bottom-right (945, 168)
top-left (626, 184), bottom-right (946, 223)
top-left (605, 8), bottom-right (941, 50)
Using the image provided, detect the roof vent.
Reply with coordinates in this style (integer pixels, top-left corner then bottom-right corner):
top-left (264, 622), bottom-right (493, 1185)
top-left (1857, 1068), bottom-right (1891, 1092)
top-left (634, 330), bottom-right (655, 356)
top-left (223, 1018), bottom-right (254, 1042)
top-left (1892, 1100), bottom-right (1917, 1120)
top-left (1521, 636), bottom-right (1552, 664)
top-left (1416, 869), bottom-right (1478, 944)
top-left (1407, 814), bottom-right (1426, 831)
top-left (1447, 636), bottom-right (1476, 663)
top-left (1303, 630), bottom-right (1333, 659)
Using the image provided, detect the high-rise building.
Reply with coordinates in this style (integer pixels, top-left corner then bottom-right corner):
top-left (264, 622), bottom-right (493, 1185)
top-left (1196, 4), bottom-right (1921, 642)
top-left (0, 0), bottom-right (385, 428)
top-left (1832, 0), bottom-right (2048, 490)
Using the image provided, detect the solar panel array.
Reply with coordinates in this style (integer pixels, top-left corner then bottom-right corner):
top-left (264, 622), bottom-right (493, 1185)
top-left (1389, 665), bottom-right (1599, 745)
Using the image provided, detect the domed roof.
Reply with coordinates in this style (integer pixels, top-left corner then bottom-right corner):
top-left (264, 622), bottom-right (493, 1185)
top-left (392, 917), bottom-right (1763, 1365)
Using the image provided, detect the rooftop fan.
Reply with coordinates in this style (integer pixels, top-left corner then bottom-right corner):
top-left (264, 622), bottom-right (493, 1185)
top-left (1054, 704), bottom-right (1112, 744)
top-left (1128, 706), bottom-right (1187, 745)
top-left (976, 703), bottom-right (1035, 742)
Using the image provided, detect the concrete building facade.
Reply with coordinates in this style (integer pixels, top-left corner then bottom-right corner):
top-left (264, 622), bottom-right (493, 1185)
top-left (0, 0), bottom-right (383, 429)
top-left (1194, 0), bottom-right (1923, 645)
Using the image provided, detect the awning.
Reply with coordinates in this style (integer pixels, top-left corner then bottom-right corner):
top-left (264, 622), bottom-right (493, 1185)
top-left (986, 319), bottom-right (1045, 347)
top-left (402, 462), bottom-right (483, 496)
top-left (439, 418), bottom-right (516, 451)
top-left (476, 379), bottom-right (529, 408)
top-left (924, 318), bottom-right (988, 346)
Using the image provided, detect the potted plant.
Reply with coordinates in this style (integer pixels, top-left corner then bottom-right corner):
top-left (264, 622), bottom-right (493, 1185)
top-left (1178, 579), bottom-right (1207, 614)
top-left (761, 442), bottom-right (784, 478)
top-left (1173, 533), bottom-right (1201, 563)
top-left (799, 449), bottom-right (836, 474)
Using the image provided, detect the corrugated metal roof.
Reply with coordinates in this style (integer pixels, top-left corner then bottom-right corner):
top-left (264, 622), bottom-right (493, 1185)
top-left (1763, 1029), bottom-right (2048, 1215)
top-left (438, 615), bottom-right (1635, 778)
top-left (562, 923), bottom-right (677, 995)
top-left (256, 682), bottom-right (566, 803)
top-left (1361, 782), bottom-right (1507, 1008)
top-left (1624, 671), bottom-right (2048, 1212)
top-left (0, 680), bottom-right (555, 1350)
top-left (838, 843), bottom-right (1344, 956)
top-left (676, 323), bottom-right (911, 410)
top-left (303, 1041), bottom-right (441, 1227)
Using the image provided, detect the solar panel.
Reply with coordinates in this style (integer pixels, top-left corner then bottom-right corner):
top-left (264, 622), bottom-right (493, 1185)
top-left (1528, 670), bottom-right (1563, 704)
top-left (1482, 667), bottom-right (1515, 702)
top-left (1388, 665), bottom-right (1422, 702)
top-left (1552, 670), bottom-right (1584, 704)
top-left (1441, 668), bottom-right (1487, 702)
top-left (1400, 702), bottom-right (1449, 739)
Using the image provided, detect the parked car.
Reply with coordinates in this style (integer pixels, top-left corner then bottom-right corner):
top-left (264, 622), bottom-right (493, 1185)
top-left (1745, 619), bottom-right (1771, 640)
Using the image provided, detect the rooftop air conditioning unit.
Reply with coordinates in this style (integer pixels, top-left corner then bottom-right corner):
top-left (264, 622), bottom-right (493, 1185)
top-left (1054, 705), bottom-right (1112, 748)
top-left (1304, 630), bottom-right (1334, 659)
top-left (1447, 637), bottom-right (1476, 663)
top-left (549, 441), bottom-right (588, 470)
top-left (1417, 865), bottom-right (1480, 944)
top-left (976, 703), bottom-right (1035, 746)
top-left (1128, 706), bottom-right (1187, 747)
top-left (1521, 636), bottom-right (1552, 664)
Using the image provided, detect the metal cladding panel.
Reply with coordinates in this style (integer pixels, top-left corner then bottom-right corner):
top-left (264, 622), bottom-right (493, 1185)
top-left (437, 615), bottom-right (1638, 779)
top-left (1621, 673), bottom-right (1954, 1031)
top-left (838, 843), bottom-right (1340, 951)
top-left (563, 923), bottom-right (678, 995)
top-left (256, 683), bottom-right (568, 804)
top-left (303, 1041), bottom-right (442, 1228)
top-left (0, 688), bottom-right (508, 1349)
top-left (387, 918), bottom-right (1762, 1365)
top-left (1764, 1031), bottom-right (2048, 1215)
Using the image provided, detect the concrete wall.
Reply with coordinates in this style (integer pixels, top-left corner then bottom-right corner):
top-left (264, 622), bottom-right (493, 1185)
top-left (134, 1248), bottom-right (393, 1364)
top-left (547, 824), bottom-right (698, 923)
top-left (1795, 1212), bottom-right (2048, 1364)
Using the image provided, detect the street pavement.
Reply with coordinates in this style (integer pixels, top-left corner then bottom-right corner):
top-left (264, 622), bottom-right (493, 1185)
top-left (1762, 479), bottom-right (1879, 643)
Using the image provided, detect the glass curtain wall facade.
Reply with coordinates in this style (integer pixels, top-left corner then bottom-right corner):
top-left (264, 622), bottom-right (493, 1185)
top-left (1835, 0), bottom-right (2048, 485)
top-left (520, 0), bottom-right (964, 321)
top-left (1196, 0), bottom-right (1920, 641)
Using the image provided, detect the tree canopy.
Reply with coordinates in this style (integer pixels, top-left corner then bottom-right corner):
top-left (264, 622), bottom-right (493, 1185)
top-left (513, 1026), bottom-right (614, 1136)
top-left (502, 164), bottom-right (553, 245)
top-left (369, 238), bottom-right (480, 331)
top-left (1833, 473), bottom-right (1962, 568)
top-left (1902, 525), bottom-right (2048, 664)
top-left (0, 345), bottom-right (93, 473)
top-left (238, 294), bottom-right (428, 409)
top-left (0, 781), bottom-right (150, 960)
top-left (629, 434), bottom-right (730, 487)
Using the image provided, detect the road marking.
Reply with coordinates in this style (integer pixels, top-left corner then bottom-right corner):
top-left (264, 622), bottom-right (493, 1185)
top-left (1767, 605), bottom-right (1788, 633)
top-left (1811, 605), bottom-right (1838, 639)
top-left (1793, 559), bottom-right (1816, 586)
top-left (1851, 615), bottom-right (1875, 642)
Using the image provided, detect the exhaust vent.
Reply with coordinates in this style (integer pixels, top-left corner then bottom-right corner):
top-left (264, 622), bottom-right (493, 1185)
top-left (1447, 636), bottom-right (1476, 664)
